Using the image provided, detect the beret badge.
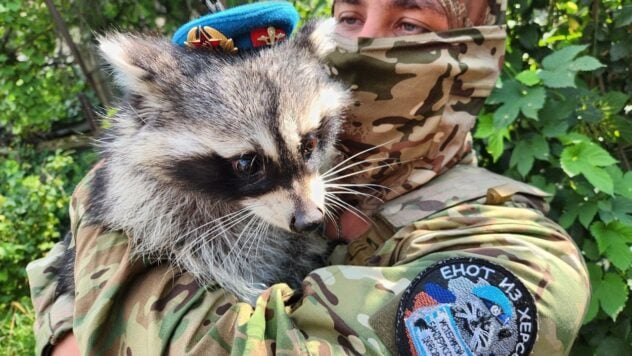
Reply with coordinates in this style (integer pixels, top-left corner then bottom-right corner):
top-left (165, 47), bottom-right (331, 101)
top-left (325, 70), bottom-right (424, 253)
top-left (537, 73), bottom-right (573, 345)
top-left (185, 26), bottom-right (238, 53)
top-left (172, 2), bottom-right (299, 53)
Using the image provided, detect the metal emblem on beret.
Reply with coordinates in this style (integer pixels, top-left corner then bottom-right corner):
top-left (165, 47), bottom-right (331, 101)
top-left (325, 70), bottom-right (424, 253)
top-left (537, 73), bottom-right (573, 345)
top-left (185, 26), bottom-right (238, 54)
top-left (251, 26), bottom-right (286, 48)
top-left (396, 258), bottom-right (538, 356)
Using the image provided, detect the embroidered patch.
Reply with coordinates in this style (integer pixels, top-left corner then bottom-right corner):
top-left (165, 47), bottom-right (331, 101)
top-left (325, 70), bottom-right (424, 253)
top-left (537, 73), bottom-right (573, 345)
top-left (396, 258), bottom-right (537, 356)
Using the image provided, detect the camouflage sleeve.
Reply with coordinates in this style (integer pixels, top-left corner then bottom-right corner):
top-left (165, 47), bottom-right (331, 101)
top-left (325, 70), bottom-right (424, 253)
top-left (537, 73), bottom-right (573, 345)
top-left (26, 242), bottom-right (75, 356)
top-left (57, 170), bottom-right (588, 355)
top-left (346, 197), bottom-right (590, 355)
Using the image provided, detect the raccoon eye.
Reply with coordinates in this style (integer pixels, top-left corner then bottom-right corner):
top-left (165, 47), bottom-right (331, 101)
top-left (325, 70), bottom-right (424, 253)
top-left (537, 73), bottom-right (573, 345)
top-left (232, 154), bottom-right (264, 179)
top-left (301, 133), bottom-right (319, 160)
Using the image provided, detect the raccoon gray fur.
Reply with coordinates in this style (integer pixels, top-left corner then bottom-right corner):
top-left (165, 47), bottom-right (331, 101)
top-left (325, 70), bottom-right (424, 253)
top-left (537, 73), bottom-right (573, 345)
top-left (57, 20), bottom-right (351, 303)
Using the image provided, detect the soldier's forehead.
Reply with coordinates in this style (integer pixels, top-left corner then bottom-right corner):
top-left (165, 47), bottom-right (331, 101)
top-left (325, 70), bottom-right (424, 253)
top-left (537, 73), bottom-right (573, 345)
top-left (334, 0), bottom-right (447, 14)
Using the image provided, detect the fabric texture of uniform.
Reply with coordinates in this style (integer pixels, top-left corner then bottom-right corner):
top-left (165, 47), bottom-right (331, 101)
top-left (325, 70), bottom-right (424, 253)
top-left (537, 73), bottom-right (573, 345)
top-left (27, 0), bottom-right (590, 354)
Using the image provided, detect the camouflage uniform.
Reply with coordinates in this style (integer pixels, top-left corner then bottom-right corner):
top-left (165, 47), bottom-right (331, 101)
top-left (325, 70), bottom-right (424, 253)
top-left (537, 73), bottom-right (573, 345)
top-left (27, 1), bottom-right (590, 354)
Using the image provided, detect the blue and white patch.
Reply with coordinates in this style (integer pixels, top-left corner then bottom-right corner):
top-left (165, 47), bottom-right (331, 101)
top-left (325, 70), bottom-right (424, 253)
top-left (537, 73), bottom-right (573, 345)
top-left (396, 258), bottom-right (538, 356)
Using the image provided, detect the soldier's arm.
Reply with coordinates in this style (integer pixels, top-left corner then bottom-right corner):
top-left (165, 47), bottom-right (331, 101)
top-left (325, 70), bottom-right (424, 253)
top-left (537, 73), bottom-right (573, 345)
top-left (30, 170), bottom-right (589, 355)
top-left (26, 240), bottom-right (75, 356)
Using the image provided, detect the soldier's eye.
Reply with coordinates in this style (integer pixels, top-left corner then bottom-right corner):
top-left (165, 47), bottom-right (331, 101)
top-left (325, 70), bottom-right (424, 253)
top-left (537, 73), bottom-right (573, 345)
top-left (300, 133), bottom-right (319, 160)
top-left (232, 154), bottom-right (264, 179)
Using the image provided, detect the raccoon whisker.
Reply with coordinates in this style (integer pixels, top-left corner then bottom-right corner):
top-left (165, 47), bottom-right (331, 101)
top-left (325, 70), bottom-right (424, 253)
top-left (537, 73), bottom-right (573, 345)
top-left (326, 190), bottom-right (385, 202)
top-left (321, 157), bottom-right (398, 179)
top-left (177, 206), bottom-right (254, 242)
top-left (324, 157), bottom-right (423, 183)
top-left (323, 139), bottom-right (397, 176)
top-left (324, 195), bottom-right (371, 225)
top-left (323, 208), bottom-right (341, 239)
top-left (181, 209), bottom-right (255, 249)
top-left (324, 183), bottom-right (393, 192)
top-left (323, 162), bottom-right (401, 183)
top-left (244, 219), bottom-right (268, 267)
top-left (253, 221), bottom-right (270, 272)
top-left (189, 211), bottom-right (257, 255)
top-left (325, 183), bottom-right (388, 195)
top-left (225, 214), bottom-right (260, 259)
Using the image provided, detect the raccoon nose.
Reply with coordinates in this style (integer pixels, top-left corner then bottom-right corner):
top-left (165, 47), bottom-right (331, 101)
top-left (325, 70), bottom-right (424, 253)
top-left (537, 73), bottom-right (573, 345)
top-left (291, 208), bottom-right (323, 233)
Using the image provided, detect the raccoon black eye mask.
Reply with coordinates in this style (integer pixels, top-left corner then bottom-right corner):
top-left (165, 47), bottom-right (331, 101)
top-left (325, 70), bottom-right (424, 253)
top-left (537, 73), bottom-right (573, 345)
top-left (55, 20), bottom-right (361, 304)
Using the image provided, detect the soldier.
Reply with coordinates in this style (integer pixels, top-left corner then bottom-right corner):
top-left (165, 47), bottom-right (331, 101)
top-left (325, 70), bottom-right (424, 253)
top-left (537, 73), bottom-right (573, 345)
top-left (28, 0), bottom-right (589, 355)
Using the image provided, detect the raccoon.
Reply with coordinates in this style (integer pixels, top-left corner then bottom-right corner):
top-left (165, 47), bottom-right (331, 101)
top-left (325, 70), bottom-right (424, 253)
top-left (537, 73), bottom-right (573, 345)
top-left (57, 20), bottom-right (354, 303)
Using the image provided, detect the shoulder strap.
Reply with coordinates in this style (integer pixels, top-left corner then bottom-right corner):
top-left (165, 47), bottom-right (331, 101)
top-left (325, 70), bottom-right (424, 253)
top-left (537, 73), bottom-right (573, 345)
top-left (377, 165), bottom-right (550, 230)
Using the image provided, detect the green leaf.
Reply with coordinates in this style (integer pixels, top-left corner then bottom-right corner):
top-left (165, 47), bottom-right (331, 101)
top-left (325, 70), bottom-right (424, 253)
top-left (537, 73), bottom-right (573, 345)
top-left (487, 130), bottom-right (509, 162)
top-left (595, 272), bottom-right (629, 321)
top-left (617, 173), bottom-right (632, 198)
top-left (560, 141), bottom-right (618, 193)
top-left (515, 70), bottom-right (540, 86)
top-left (490, 80), bottom-right (546, 127)
top-left (583, 167), bottom-right (615, 195)
top-left (558, 132), bottom-right (591, 145)
top-left (614, 5), bottom-right (632, 28)
top-left (569, 56), bottom-right (605, 72)
top-left (493, 103), bottom-right (520, 128)
top-left (611, 198), bottom-right (632, 225)
top-left (476, 110), bottom-right (509, 162)
top-left (590, 221), bottom-right (632, 270)
top-left (583, 263), bottom-right (603, 324)
top-left (509, 136), bottom-right (549, 177)
top-left (474, 113), bottom-right (494, 138)
top-left (601, 91), bottom-right (630, 115)
top-left (510, 141), bottom-right (534, 177)
top-left (582, 239), bottom-right (600, 261)
top-left (542, 45), bottom-right (588, 70)
top-left (614, 116), bottom-right (632, 144)
top-left (607, 166), bottom-right (632, 199)
top-left (538, 46), bottom-right (603, 88)
top-left (538, 69), bottom-right (576, 88)
top-left (578, 202), bottom-right (599, 228)
top-left (560, 205), bottom-right (579, 229)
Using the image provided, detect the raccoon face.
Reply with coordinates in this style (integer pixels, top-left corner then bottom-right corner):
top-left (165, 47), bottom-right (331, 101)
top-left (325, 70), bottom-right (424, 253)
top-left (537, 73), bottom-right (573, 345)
top-left (98, 20), bottom-right (348, 233)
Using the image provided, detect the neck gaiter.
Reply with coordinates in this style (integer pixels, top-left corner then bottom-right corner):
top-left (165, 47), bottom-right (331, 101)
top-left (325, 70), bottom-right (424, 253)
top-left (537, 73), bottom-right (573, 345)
top-left (326, 0), bottom-right (507, 212)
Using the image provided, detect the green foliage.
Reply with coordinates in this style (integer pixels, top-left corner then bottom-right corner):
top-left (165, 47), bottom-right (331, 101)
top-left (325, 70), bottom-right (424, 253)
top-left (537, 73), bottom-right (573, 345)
top-left (0, 148), bottom-right (96, 304)
top-left (0, 1), bottom-right (86, 138)
top-left (475, 0), bottom-right (632, 353)
top-left (0, 298), bottom-right (35, 355)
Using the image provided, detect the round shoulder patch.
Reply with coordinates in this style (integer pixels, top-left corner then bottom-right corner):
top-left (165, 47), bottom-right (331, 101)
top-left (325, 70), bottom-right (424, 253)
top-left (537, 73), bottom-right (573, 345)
top-left (395, 257), bottom-right (537, 356)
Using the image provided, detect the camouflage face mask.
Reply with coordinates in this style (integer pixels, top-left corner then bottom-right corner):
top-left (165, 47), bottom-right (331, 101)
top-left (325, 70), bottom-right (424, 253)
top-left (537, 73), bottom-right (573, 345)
top-left (325, 0), bottom-right (507, 212)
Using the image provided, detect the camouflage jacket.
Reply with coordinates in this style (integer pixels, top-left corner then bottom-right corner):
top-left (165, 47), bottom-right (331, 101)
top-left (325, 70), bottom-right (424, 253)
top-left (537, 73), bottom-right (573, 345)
top-left (28, 164), bottom-right (589, 355)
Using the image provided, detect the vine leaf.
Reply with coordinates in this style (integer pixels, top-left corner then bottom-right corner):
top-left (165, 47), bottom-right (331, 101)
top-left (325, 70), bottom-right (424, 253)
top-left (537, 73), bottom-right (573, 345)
top-left (586, 263), bottom-right (629, 322)
top-left (578, 202), bottom-right (599, 228)
top-left (509, 136), bottom-right (549, 176)
top-left (475, 113), bottom-right (510, 162)
top-left (590, 221), bottom-right (632, 271)
top-left (596, 272), bottom-right (629, 321)
top-left (560, 141), bottom-right (618, 194)
top-left (488, 80), bottom-right (546, 127)
top-left (538, 45), bottom-right (605, 88)
top-left (515, 70), bottom-right (540, 86)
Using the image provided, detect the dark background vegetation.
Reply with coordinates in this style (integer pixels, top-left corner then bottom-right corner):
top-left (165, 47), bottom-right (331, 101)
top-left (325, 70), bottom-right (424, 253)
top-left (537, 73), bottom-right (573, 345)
top-left (0, 0), bottom-right (630, 354)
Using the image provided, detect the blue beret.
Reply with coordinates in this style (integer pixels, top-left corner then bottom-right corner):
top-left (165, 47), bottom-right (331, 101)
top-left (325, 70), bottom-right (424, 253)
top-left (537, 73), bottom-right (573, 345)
top-left (172, 1), bottom-right (300, 52)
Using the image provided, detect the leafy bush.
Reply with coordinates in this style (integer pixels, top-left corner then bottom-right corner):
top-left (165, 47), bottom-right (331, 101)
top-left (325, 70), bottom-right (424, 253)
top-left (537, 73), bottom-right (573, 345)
top-left (474, 1), bottom-right (631, 354)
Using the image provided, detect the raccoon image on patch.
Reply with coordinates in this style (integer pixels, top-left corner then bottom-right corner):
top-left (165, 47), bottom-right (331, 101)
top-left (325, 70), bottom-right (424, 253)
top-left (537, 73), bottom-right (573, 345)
top-left (56, 20), bottom-right (362, 304)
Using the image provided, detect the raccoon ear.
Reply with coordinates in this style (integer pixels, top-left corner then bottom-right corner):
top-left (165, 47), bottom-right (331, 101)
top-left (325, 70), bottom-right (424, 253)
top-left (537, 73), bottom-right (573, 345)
top-left (98, 33), bottom-right (180, 96)
top-left (294, 18), bottom-right (338, 60)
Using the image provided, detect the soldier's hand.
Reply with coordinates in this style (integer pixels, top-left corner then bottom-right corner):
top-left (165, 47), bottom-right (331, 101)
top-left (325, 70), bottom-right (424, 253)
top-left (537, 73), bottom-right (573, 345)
top-left (325, 210), bottom-right (371, 242)
top-left (52, 333), bottom-right (80, 356)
